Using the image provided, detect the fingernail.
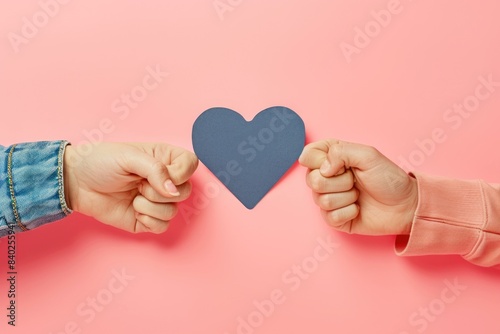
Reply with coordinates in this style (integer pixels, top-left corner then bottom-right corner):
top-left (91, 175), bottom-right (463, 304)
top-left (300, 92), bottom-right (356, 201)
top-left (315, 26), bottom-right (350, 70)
top-left (164, 180), bottom-right (180, 196)
top-left (320, 160), bottom-right (330, 174)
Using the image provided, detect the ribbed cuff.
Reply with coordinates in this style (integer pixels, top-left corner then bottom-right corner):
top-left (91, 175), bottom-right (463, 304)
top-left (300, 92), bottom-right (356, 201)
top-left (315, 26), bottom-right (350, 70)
top-left (395, 172), bottom-right (484, 258)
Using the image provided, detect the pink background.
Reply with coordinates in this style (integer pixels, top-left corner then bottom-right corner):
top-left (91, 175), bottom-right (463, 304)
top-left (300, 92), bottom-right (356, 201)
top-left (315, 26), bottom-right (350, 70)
top-left (1, 1), bottom-right (500, 333)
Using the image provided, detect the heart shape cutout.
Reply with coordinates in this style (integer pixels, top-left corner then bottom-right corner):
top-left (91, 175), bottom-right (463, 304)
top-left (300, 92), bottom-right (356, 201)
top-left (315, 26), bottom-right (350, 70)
top-left (192, 106), bottom-right (306, 209)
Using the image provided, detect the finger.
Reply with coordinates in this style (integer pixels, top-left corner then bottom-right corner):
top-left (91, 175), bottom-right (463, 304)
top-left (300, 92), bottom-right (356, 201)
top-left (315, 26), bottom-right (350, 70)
top-left (133, 195), bottom-right (178, 221)
top-left (320, 140), bottom-right (382, 177)
top-left (134, 213), bottom-right (170, 234)
top-left (299, 140), bottom-right (348, 176)
top-left (313, 188), bottom-right (359, 211)
top-left (321, 203), bottom-right (360, 228)
top-left (299, 141), bottom-right (331, 170)
top-left (122, 149), bottom-right (180, 198)
top-left (139, 181), bottom-right (192, 203)
top-left (167, 150), bottom-right (199, 185)
top-left (306, 169), bottom-right (354, 194)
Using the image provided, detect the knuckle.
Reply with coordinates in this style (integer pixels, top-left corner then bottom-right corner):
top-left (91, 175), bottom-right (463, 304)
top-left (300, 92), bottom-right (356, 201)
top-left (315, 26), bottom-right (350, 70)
top-left (298, 149), bottom-right (309, 164)
top-left (305, 171), bottom-right (312, 186)
top-left (132, 195), bottom-right (144, 209)
top-left (140, 217), bottom-right (153, 232)
top-left (143, 185), bottom-right (155, 200)
top-left (327, 138), bottom-right (341, 145)
top-left (310, 174), bottom-right (324, 192)
top-left (365, 145), bottom-right (381, 162)
top-left (152, 160), bottom-right (167, 175)
top-left (329, 209), bottom-right (346, 226)
top-left (186, 151), bottom-right (199, 171)
top-left (190, 152), bottom-right (199, 169)
top-left (158, 222), bottom-right (170, 234)
top-left (330, 141), bottom-right (344, 158)
top-left (319, 195), bottom-right (332, 210)
top-left (330, 210), bottom-right (341, 222)
top-left (306, 173), bottom-right (313, 189)
top-left (152, 221), bottom-right (169, 234)
top-left (181, 182), bottom-right (193, 199)
top-left (164, 203), bottom-right (178, 220)
top-left (313, 193), bottom-right (323, 207)
top-left (366, 145), bottom-right (379, 155)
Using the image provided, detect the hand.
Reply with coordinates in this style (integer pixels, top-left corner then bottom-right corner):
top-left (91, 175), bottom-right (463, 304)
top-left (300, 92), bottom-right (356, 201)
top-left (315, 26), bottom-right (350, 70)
top-left (299, 139), bottom-right (418, 235)
top-left (63, 143), bottom-right (198, 234)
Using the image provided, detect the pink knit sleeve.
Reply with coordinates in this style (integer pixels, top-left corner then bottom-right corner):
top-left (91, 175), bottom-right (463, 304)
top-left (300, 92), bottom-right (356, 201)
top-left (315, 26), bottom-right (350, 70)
top-left (395, 172), bottom-right (500, 267)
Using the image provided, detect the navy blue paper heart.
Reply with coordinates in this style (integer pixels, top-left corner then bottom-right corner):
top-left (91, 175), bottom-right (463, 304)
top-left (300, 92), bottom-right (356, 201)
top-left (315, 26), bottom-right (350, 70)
top-left (192, 106), bottom-right (306, 209)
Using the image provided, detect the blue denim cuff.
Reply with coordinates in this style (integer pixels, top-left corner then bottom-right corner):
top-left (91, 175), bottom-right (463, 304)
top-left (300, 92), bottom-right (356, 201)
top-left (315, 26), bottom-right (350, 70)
top-left (0, 141), bottom-right (72, 237)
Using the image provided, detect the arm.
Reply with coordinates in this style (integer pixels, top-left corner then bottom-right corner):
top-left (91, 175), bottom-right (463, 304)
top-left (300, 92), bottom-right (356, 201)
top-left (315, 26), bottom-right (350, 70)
top-left (1, 141), bottom-right (198, 237)
top-left (299, 139), bottom-right (500, 267)
top-left (396, 173), bottom-right (500, 267)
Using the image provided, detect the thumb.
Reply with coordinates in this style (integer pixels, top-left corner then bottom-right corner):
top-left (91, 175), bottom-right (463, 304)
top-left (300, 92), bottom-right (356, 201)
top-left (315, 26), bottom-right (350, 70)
top-left (166, 150), bottom-right (199, 185)
top-left (122, 149), bottom-right (180, 197)
top-left (320, 140), bottom-right (380, 177)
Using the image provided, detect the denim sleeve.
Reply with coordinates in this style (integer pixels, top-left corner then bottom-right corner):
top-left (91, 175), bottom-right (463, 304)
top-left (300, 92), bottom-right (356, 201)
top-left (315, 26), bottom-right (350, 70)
top-left (0, 141), bottom-right (72, 237)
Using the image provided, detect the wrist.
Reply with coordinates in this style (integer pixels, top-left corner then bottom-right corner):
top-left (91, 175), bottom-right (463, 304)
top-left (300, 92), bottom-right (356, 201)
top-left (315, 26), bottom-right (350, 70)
top-left (401, 175), bottom-right (418, 235)
top-left (63, 145), bottom-right (79, 212)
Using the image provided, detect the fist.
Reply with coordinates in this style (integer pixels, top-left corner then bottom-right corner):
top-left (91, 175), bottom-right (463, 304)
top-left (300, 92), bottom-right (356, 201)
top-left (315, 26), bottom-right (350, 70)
top-left (299, 139), bottom-right (418, 235)
top-left (64, 142), bottom-right (199, 234)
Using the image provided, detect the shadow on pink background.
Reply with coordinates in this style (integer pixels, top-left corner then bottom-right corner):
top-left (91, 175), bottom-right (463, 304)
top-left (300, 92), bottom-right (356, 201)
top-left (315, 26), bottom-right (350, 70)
top-left (1, 1), bottom-right (500, 333)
